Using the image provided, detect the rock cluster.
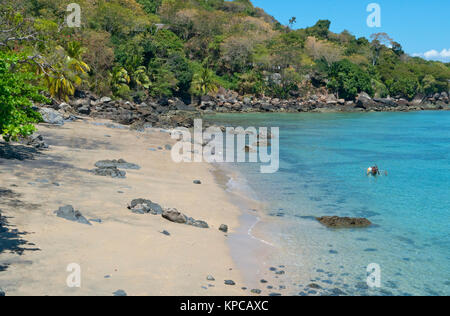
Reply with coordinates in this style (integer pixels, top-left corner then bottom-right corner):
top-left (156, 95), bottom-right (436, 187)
top-left (128, 199), bottom-right (209, 229)
top-left (37, 89), bottom-right (449, 131)
top-left (194, 90), bottom-right (449, 113)
top-left (316, 216), bottom-right (372, 228)
top-left (92, 159), bottom-right (139, 179)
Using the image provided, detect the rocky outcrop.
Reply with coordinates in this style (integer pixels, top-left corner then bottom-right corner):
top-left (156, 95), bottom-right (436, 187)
top-left (316, 216), bottom-right (372, 228)
top-left (39, 89), bottom-right (449, 130)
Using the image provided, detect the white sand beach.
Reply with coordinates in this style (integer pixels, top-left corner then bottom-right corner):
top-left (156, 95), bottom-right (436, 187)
top-left (0, 118), bottom-right (249, 296)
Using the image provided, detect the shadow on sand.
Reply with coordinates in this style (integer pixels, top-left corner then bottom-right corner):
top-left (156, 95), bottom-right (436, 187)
top-left (0, 211), bottom-right (40, 272)
top-left (0, 142), bottom-right (40, 161)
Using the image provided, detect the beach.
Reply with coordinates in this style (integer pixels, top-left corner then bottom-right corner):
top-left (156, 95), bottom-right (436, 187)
top-left (0, 118), bottom-right (251, 296)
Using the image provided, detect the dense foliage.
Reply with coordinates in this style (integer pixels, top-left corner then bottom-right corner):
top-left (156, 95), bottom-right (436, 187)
top-left (1, 0), bottom-right (449, 107)
top-left (0, 52), bottom-right (46, 141)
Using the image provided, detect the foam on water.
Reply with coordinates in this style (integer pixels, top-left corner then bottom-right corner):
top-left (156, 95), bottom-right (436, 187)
top-left (207, 111), bottom-right (450, 296)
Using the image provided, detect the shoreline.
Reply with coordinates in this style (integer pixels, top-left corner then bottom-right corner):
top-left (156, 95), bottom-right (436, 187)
top-left (0, 118), bottom-right (252, 296)
top-left (210, 162), bottom-right (296, 295)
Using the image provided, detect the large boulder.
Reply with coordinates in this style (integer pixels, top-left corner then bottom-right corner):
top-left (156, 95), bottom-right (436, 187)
top-left (355, 92), bottom-right (376, 109)
top-left (316, 216), bottom-right (372, 228)
top-left (39, 108), bottom-right (65, 125)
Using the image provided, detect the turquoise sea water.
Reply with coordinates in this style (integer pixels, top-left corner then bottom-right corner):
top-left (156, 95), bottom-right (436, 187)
top-left (207, 111), bottom-right (450, 296)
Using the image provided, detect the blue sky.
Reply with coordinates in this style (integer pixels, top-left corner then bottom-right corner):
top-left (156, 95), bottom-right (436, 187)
top-left (252, 0), bottom-right (450, 61)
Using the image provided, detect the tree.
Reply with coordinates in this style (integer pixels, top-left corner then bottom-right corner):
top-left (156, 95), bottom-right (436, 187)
top-left (238, 70), bottom-right (264, 96)
top-left (327, 59), bottom-right (373, 100)
top-left (370, 32), bottom-right (393, 66)
top-left (43, 43), bottom-right (90, 101)
top-left (289, 17), bottom-right (297, 28)
top-left (0, 52), bottom-right (47, 141)
top-left (190, 67), bottom-right (219, 96)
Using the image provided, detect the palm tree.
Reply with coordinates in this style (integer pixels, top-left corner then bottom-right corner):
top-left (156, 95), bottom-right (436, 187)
top-left (190, 67), bottom-right (219, 96)
top-left (41, 42), bottom-right (90, 101)
top-left (132, 66), bottom-right (151, 90)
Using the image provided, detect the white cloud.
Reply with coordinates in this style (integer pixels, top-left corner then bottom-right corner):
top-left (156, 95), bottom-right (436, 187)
top-left (413, 49), bottom-right (450, 61)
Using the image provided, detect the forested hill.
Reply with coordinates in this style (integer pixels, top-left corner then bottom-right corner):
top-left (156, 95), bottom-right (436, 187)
top-left (2, 0), bottom-right (450, 103)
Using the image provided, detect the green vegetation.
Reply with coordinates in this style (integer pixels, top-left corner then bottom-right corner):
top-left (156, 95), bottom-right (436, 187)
top-left (0, 52), bottom-right (47, 141)
top-left (1, 0), bottom-right (449, 124)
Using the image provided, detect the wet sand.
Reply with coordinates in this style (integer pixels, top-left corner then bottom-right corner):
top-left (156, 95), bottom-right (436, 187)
top-left (0, 118), bottom-right (248, 296)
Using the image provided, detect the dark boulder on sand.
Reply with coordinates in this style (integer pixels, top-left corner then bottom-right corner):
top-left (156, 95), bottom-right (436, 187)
top-left (92, 166), bottom-right (126, 178)
top-left (128, 199), bottom-right (163, 215)
top-left (162, 208), bottom-right (209, 228)
top-left (54, 205), bottom-right (91, 225)
top-left (0, 288), bottom-right (5, 296)
top-left (219, 224), bottom-right (228, 233)
top-left (224, 280), bottom-right (236, 286)
top-left (113, 289), bottom-right (127, 296)
top-left (316, 216), bottom-right (372, 228)
top-left (95, 159), bottom-right (140, 170)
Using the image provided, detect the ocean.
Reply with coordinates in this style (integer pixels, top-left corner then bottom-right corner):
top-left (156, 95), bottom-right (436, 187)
top-left (206, 111), bottom-right (450, 296)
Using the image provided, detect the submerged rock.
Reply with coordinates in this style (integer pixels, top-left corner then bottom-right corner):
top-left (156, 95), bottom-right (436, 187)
top-left (307, 283), bottom-right (322, 289)
top-left (128, 199), bottom-right (163, 215)
top-left (0, 288), bottom-right (5, 296)
top-left (251, 289), bottom-right (262, 294)
top-left (316, 216), bottom-right (372, 228)
top-left (95, 159), bottom-right (140, 170)
top-left (54, 205), bottom-right (91, 225)
top-left (92, 166), bottom-right (126, 178)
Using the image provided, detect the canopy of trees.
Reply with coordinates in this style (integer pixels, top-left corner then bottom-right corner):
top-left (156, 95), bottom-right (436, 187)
top-left (1, 0), bottom-right (449, 114)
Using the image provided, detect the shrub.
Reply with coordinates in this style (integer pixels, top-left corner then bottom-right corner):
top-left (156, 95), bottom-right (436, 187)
top-left (0, 52), bottom-right (47, 141)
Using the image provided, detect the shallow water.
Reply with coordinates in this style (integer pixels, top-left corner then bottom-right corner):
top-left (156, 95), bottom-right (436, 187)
top-left (207, 111), bottom-right (450, 296)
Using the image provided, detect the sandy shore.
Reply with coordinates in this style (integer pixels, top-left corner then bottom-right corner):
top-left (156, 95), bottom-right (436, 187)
top-left (0, 118), bottom-right (250, 296)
